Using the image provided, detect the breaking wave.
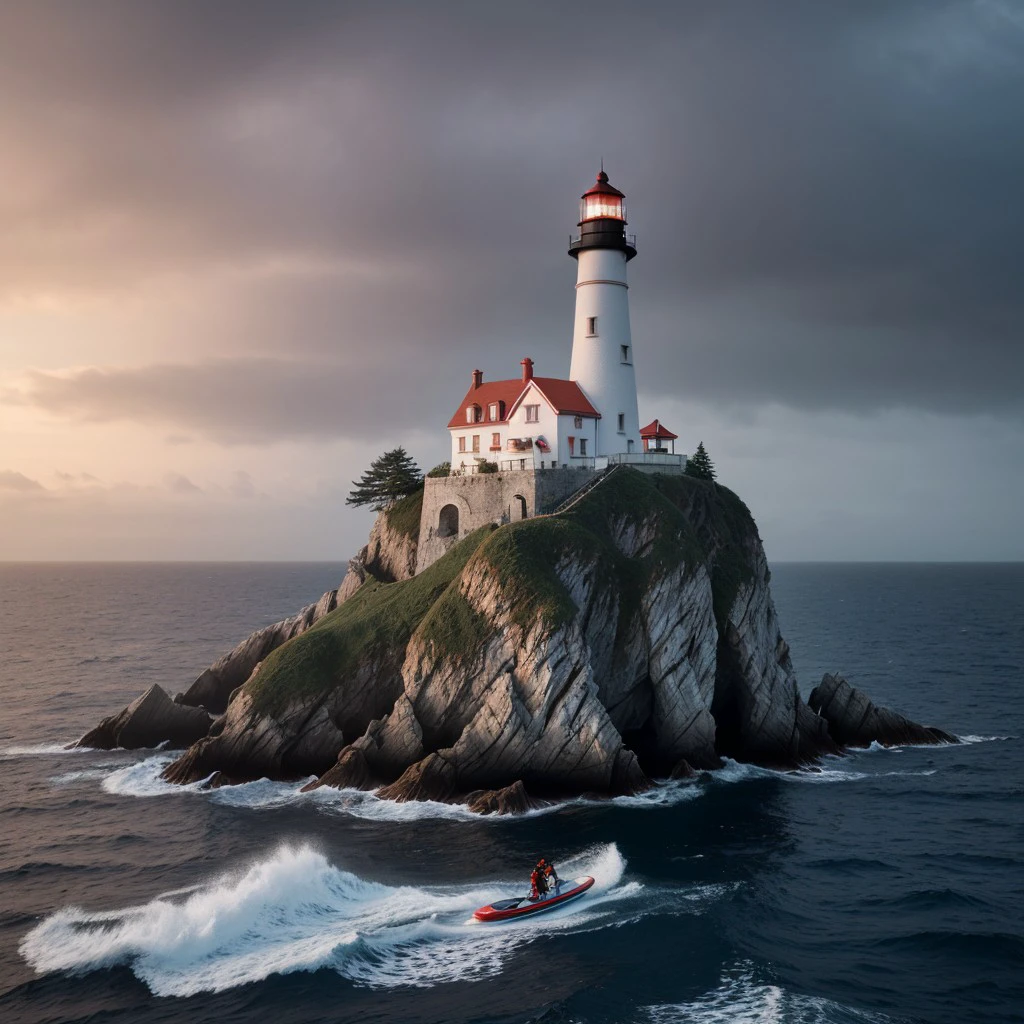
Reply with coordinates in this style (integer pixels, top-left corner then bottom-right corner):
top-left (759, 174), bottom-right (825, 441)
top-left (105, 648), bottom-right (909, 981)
top-left (20, 842), bottom-right (719, 996)
top-left (644, 960), bottom-right (897, 1023)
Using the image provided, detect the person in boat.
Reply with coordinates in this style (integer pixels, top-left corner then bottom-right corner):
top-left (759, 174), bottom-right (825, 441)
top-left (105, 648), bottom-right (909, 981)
top-left (530, 861), bottom-right (549, 900)
top-left (542, 859), bottom-right (560, 888)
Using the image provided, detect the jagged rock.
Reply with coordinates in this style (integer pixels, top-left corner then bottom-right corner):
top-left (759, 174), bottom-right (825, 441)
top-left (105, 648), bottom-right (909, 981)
top-left (362, 501), bottom-right (420, 582)
top-left (377, 752), bottom-right (458, 803)
top-left (178, 591), bottom-right (340, 714)
top-left (465, 780), bottom-right (542, 815)
top-left (809, 673), bottom-right (958, 748)
top-left (172, 497), bottom-right (421, 717)
top-left (301, 747), bottom-right (377, 792)
top-left (75, 684), bottom-right (211, 751)
top-left (670, 758), bottom-right (697, 779)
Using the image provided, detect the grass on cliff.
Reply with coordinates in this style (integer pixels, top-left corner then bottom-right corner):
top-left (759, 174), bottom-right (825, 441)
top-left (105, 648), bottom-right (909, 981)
top-left (246, 469), bottom-right (762, 713)
top-left (247, 524), bottom-right (493, 716)
top-left (650, 474), bottom-right (758, 627)
top-left (384, 486), bottom-right (424, 543)
top-left (459, 469), bottom-right (708, 649)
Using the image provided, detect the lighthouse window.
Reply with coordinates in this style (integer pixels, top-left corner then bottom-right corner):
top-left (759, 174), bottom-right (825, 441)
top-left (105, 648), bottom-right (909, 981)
top-left (586, 316), bottom-right (598, 337)
top-left (621, 345), bottom-right (630, 363)
top-left (617, 413), bottom-right (625, 432)
top-left (579, 438), bottom-right (588, 456)
top-left (525, 404), bottom-right (540, 423)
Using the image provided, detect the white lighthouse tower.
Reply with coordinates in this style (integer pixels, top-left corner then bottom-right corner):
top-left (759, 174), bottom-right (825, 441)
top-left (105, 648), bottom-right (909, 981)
top-left (568, 169), bottom-right (641, 457)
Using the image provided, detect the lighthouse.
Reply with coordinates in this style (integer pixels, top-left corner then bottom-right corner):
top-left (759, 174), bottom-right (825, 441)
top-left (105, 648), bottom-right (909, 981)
top-left (568, 169), bottom-right (641, 457)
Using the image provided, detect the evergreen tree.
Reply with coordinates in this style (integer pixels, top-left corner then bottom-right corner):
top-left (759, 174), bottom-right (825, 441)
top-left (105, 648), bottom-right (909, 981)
top-left (346, 447), bottom-right (423, 510)
top-left (685, 441), bottom-right (716, 481)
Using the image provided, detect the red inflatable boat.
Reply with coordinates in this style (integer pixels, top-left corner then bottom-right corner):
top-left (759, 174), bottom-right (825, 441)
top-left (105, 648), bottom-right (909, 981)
top-left (473, 876), bottom-right (595, 922)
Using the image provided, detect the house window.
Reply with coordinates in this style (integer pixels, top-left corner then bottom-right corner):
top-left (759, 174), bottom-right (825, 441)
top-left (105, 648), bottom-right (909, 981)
top-left (579, 438), bottom-right (587, 456)
top-left (586, 316), bottom-right (597, 336)
top-left (574, 415), bottom-right (583, 429)
top-left (488, 402), bottom-right (499, 420)
top-left (491, 432), bottom-right (501, 450)
top-left (621, 345), bottom-right (630, 363)
top-left (525, 404), bottom-right (540, 423)
top-left (458, 436), bottom-right (466, 453)
top-left (617, 413), bottom-right (625, 432)
top-left (472, 435), bottom-right (480, 453)
top-left (466, 404), bottom-right (482, 423)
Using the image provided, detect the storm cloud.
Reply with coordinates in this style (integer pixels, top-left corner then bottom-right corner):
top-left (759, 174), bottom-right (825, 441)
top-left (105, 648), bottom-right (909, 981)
top-left (1, 1), bottom-right (1022, 560)
top-left (2, 0), bottom-right (1022, 436)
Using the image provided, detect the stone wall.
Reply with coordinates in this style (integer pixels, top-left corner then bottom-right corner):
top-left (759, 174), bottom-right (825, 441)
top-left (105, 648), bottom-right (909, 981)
top-left (415, 467), bottom-right (596, 573)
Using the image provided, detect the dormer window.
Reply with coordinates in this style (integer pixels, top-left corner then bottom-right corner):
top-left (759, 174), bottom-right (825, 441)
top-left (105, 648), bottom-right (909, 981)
top-left (466, 404), bottom-right (482, 424)
top-left (586, 316), bottom-right (598, 337)
top-left (488, 402), bottom-right (502, 421)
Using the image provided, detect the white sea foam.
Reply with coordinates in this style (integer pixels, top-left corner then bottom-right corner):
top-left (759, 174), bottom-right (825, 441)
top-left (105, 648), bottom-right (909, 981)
top-left (644, 960), bottom-right (895, 1023)
top-left (0, 743), bottom-right (89, 759)
top-left (99, 753), bottom-right (707, 820)
top-left (959, 734), bottom-right (1014, 744)
top-left (20, 841), bottom-right (718, 996)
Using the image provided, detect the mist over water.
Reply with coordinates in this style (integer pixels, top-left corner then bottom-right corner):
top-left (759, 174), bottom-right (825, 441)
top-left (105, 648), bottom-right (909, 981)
top-left (1, 562), bottom-right (1022, 1023)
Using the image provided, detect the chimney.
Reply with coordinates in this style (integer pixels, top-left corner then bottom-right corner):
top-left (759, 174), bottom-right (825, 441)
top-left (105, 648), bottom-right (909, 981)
top-left (521, 357), bottom-right (534, 382)
top-left (471, 369), bottom-right (483, 389)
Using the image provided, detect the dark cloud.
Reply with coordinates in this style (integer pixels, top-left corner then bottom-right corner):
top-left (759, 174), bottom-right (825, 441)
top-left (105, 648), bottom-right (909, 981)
top-left (2, 0), bottom-right (1023, 432)
top-left (17, 359), bottom-right (444, 442)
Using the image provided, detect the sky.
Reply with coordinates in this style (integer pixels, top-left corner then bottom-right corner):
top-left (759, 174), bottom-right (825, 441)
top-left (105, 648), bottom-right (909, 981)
top-left (1, 0), bottom-right (1022, 561)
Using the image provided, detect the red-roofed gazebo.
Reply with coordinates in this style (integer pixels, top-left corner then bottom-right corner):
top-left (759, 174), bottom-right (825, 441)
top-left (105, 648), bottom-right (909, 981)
top-left (640, 419), bottom-right (679, 454)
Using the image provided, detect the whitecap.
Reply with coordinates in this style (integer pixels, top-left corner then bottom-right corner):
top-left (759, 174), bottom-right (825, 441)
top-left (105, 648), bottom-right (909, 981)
top-left (0, 743), bottom-right (90, 759)
top-left (20, 841), bottom-right (721, 996)
top-left (644, 959), bottom-right (896, 1023)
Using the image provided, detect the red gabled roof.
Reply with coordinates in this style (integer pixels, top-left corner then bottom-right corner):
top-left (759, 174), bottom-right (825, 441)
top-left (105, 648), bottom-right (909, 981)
top-left (447, 375), bottom-right (599, 428)
top-left (531, 378), bottom-right (600, 418)
top-left (447, 379), bottom-right (524, 428)
top-left (640, 418), bottom-right (678, 440)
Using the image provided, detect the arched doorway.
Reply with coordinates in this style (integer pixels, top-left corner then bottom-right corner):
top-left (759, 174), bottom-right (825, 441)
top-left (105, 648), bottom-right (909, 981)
top-left (438, 504), bottom-right (459, 537)
top-left (512, 494), bottom-right (528, 521)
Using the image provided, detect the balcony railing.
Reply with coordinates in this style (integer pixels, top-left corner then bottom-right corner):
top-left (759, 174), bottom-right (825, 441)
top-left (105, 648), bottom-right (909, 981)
top-left (606, 452), bottom-right (686, 468)
top-left (569, 232), bottom-right (637, 250)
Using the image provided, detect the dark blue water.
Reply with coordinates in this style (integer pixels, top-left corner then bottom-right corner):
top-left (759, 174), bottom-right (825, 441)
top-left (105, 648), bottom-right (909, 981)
top-left (0, 562), bottom-right (1021, 1024)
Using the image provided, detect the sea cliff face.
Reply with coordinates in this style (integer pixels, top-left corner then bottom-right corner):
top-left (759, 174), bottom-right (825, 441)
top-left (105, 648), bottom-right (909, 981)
top-left (160, 470), bottom-right (842, 798)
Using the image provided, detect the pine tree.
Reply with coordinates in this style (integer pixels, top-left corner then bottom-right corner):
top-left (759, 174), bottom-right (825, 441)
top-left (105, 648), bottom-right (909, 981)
top-left (346, 447), bottom-right (423, 511)
top-left (685, 441), bottom-right (716, 481)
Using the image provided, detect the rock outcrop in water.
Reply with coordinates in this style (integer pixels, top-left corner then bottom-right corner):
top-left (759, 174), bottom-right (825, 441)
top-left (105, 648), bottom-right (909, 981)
top-left (74, 684), bottom-right (211, 751)
top-left (77, 471), bottom-right (953, 808)
top-left (809, 673), bottom-right (957, 748)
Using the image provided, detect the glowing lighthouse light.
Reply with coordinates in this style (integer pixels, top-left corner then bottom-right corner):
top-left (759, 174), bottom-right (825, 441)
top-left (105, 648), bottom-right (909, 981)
top-left (580, 170), bottom-right (626, 221)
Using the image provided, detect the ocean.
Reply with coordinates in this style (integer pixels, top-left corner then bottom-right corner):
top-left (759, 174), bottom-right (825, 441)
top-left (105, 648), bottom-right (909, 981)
top-left (0, 562), bottom-right (1021, 1024)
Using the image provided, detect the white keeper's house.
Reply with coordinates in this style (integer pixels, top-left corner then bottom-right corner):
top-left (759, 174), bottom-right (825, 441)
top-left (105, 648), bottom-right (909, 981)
top-left (416, 169), bottom-right (686, 572)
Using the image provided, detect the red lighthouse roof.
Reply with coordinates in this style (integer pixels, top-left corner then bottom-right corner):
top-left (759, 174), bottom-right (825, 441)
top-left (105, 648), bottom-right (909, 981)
top-left (581, 169), bottom-right (625, 199)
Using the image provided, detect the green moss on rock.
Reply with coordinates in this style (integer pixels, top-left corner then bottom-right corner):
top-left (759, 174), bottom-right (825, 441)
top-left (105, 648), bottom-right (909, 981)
top-left (247, 524), bottom-right (492, 715)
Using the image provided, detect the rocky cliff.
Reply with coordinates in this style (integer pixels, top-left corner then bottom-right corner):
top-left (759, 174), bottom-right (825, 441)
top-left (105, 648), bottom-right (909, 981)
top-left (173, 489), bottom-right (423, 715)
top-left (79, 471), bottom-right (953, 807)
